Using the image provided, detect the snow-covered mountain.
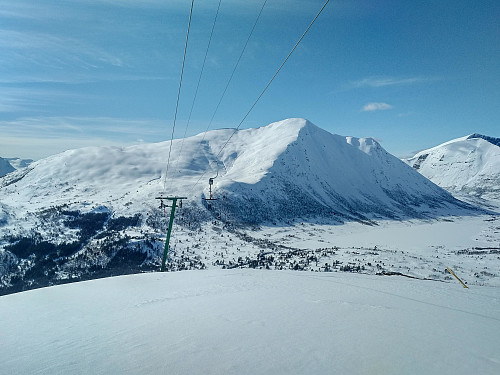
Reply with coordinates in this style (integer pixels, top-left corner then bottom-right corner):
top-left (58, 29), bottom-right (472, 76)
top-left (212, 119), bottom-right (472, 223)
top-left (0, 158), bottom-right (15, 178)
top-left (0, 157), bottom-right (33, 178)
top-left (5, 157), bottom-right (33, 170)
top-left (404, 134), bottom-right (500, 206)
top-left (0, 118), bottom-right (479, 293)
top-left (1, 118), bottom-right (471, 223)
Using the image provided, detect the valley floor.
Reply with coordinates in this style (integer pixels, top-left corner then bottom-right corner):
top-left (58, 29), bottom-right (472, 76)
top-left (168, 212), bottom-right (500, 288)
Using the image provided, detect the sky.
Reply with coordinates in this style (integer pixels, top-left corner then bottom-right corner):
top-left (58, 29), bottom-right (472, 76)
top-left (0, 0), bottom-right (499, 160)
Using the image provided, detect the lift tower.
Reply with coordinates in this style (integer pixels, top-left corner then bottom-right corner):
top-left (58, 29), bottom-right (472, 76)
top-left (155, 196), bottom-right (186, 272)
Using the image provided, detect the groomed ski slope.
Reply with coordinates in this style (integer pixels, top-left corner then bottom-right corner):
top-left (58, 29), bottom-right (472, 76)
top-left (1, 269), bottom-right (499, 375)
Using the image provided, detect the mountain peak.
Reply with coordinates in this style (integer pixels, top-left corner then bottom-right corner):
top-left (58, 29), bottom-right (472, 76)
top-left (404, 133), bottom-right (500, 204)
top-left (260, 118), bottom-right (317, 135)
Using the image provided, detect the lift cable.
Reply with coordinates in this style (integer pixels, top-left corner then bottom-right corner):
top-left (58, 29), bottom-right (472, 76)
top-left (167, 0), bottom-right (223, 190)
top-left (187, 0), bottom-right (330, 196)
top-left (195, 0), bottom-right (268, 150)
top-left (163, 0), bottom-right (195, 192)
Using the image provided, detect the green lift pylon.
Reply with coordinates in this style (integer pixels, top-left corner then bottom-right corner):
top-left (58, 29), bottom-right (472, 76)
top-left (156, 196), bottom-right (186, 272)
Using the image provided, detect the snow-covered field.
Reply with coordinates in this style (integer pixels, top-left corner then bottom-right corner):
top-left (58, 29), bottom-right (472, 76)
top-left (160, 211), bottom-right (500, 288)
top-left (1, 269), bottom-right (499, 375)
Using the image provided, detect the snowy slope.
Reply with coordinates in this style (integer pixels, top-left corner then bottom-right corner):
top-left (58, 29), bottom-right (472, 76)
top-left (214, 119), bottom-right (472, 223)
top-left (0, 118), bottom-right (472, 223)
top-left (1, 269), bottom-right (499, 375)
top-left (0, 119), bottom-right (482, 293)
top-left (0, 157), bottom-right (15, 177)
top-left (404, 134), bottom-right (500, 206)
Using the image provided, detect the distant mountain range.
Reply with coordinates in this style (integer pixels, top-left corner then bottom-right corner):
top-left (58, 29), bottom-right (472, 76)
top-left (404, 134), bottom-right (500, 207)
top-left (0, 158), bottom-right (15, 178)
top-left (0, 157), bottom-right (33, 178)
top-left (0, 118), bottom-right (482, 293)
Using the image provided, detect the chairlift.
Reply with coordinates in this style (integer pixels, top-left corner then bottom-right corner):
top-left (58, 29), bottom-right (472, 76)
top-left (203, 166), bottom-right (219, 201)
top-left (203, 177), bottom-right (218, 201)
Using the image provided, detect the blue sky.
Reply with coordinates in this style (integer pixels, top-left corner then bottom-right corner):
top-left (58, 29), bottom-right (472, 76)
top-left (1, 0), bottom-right (499, 160)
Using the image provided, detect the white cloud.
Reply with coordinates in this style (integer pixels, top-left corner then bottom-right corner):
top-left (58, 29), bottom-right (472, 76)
top-left (362, 102), bottom-right (393, 112)
top-left (0, 87), bottom-right (84, 113)
top-left (347, 76), bottom-right (438, 89)
top-left (0, 116), bottom-right (167, 137)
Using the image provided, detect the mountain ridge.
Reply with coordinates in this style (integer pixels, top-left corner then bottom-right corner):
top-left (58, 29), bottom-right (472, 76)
top-left (0, 118), bottom-right (481, 293)
top-left (467, 134), bottom-right (500, 147)
top-left (2, 118), bottom-right (473, 222)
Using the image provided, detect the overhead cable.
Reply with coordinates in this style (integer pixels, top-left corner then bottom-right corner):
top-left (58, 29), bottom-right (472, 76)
top-left (163, 0), bottom-right (195, 191)
top-left (188, 0), bottom-right (330, 195)
top-left (169, 0), bottom-right (223, 189)
top-left (197, 0), bottom-right (269, 147)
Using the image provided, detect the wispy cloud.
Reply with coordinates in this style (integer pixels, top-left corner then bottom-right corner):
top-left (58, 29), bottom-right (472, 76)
top-left (0, 2), bottom-right (68, 20)
top-left (79, 0), bottom-right (315, 13)
top-left (0, 87), bottom-right (84, 113)
top-left (0, 29), bottom-right (124, 69)
top-left (1, 116), bottom-right (167, 137)
top-left (347, 76), bottom-right (438, 89)
top-left (397, 111), bottom-right (417, 118)
top-left (0, 134), bottom-right (124, 161)
top-left (362, 102), bottom-right (393, 112)
top-left (0, 116), bottom-right (170, 159)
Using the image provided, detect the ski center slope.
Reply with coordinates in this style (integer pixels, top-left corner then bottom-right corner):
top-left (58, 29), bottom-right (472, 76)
top-left (1, 269), bottom-right (499, 375)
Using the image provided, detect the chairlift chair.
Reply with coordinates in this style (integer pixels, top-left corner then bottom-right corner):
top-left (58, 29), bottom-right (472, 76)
top-left (203, 167), bottom-right (219, 201)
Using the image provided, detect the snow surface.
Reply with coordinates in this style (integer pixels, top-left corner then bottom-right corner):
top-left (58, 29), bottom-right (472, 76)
top-left (248, 214), bottom-right (500, 287)
top-left (404, 134), bottom-right (500, 208)
top-left (1, 269), bottom-right (499, 375)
